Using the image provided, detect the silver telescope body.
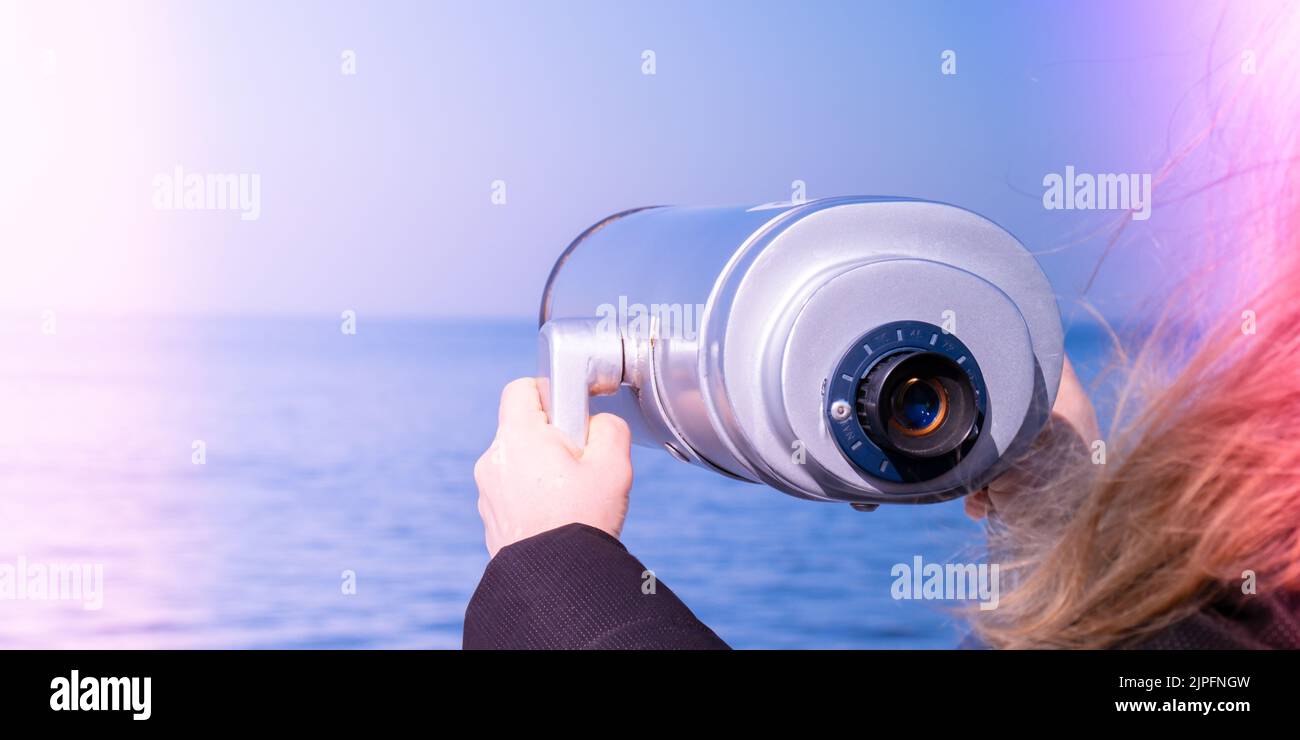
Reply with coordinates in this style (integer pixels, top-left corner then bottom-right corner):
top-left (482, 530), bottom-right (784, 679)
top-left (539, 197), bottom-right (1063, 506)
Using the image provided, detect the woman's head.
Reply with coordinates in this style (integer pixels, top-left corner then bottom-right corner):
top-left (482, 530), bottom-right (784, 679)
top-left (971, 1), bottom-right (1300, 649)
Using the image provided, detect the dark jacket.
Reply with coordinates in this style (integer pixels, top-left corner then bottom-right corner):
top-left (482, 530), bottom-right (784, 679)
top-left (463, 523), bottom-right (1300, 650)
top-left (464, 523), bottom-right (728, 649)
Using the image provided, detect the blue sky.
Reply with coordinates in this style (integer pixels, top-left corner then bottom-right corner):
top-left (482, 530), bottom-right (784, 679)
top-left (2, 0), bottom-right (1242, 321)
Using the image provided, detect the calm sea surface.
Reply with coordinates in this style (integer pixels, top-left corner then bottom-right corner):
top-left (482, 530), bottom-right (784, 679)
top-left (0, 317), bottom-right (1110, 648)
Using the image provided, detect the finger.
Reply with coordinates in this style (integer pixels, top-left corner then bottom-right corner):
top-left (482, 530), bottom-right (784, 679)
top-left (474, 437), bottom-right (504, 475)
top-left (1053, 356), bottom-right (1101, 444)
top-left (498, 377), bottom-right (548, 429)
top-left (543, 421), bottom-right (583, 459)
top-left (582, 413), bottom-right (632, 463)
top-left (473, 449), bottom-right (491, 487)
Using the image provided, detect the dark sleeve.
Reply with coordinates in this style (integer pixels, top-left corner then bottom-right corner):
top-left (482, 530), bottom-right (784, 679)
top-left (463, 523), bottom-right (729, 649)
top-left (1130, 590), bottom-right (1300, 649)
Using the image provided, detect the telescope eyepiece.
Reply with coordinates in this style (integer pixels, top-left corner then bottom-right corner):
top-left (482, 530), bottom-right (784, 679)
top-left (858, 350), bottom-right (979, 459)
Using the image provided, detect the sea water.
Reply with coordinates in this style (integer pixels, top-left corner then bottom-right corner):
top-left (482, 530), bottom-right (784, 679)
top-left (0, 316), bottom-right (1112, 648)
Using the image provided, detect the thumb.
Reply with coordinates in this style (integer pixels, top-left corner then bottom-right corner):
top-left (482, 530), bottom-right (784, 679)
top-left (582, 413), bottom-right (632, 463)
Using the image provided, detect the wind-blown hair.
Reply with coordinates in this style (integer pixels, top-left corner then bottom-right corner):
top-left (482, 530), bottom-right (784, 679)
top-left (971, 2), bottom-right (1300, 649)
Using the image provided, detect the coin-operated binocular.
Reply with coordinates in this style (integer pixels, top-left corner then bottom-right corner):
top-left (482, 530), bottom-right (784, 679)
top-left (538, 197), bottom-right (1063, 508)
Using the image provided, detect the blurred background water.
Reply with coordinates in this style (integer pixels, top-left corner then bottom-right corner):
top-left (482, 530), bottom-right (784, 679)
top-left (0, 315), bottom-right (1113, 649)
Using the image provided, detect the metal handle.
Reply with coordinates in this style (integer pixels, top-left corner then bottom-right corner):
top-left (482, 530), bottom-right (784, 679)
top-left (538, 318), bottom-right (624, 450)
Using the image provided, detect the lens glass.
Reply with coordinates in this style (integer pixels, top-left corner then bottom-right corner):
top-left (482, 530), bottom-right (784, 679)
top-left (856, 349), bottom-right (978, 460)
top-left (890, 378), bottom-right (947, 435)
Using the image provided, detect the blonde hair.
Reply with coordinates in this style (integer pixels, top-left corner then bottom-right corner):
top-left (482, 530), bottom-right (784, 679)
top-left (970, 4), bottom-right (1300, 649)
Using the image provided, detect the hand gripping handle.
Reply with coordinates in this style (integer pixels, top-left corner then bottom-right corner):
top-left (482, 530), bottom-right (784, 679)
top-left (537, 318), bottom-right (624, 450)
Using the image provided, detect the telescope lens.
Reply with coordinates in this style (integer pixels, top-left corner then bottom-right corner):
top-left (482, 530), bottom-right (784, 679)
top-left (891, 378), bottom-right (948, 435)
top-left (857, 351), bottom-right (978, 459)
